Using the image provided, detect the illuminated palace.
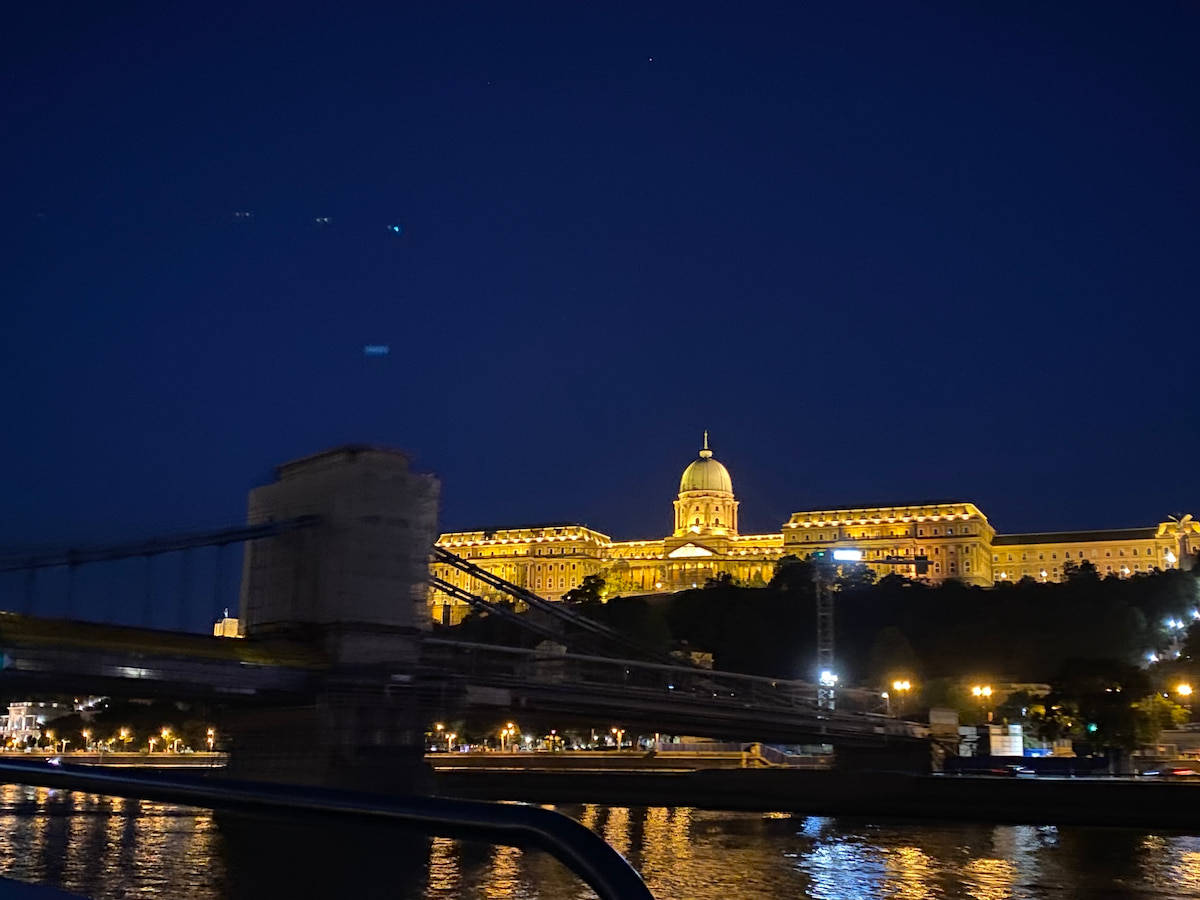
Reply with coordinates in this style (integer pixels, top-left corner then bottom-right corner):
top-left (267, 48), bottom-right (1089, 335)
top-left (429, 437), bottom-right (1198, 626)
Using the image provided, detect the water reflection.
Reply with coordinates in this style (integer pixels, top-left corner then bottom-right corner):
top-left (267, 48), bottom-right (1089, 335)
top-left (4, 793), bottom-right (1200, 899)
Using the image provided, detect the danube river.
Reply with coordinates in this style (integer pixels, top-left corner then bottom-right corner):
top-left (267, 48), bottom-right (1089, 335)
top-left (2, 784), bottom-right (1200, 899)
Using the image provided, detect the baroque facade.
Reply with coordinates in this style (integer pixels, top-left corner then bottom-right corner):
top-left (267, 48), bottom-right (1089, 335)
top-left (429, 438), bottom-right (1198, 626)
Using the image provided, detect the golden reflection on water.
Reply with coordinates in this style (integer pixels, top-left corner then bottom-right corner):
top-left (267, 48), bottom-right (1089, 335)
top-left (0, 786), bottom-right (225, 900)
top-left (426, 837), bottom-right (461, 899)
top-left (601, 806), bottom-right (630, 858)
top-left (482, 843), bottom-right (523, 900)
top-left (1137, 833), bottom-right (1200, 895)
top-left (882, 845), bottom-right (934, 900)
top-left (963, 856), bottom-right (1017, 900)
top-left (7, 791), bottom-right (1200, 899)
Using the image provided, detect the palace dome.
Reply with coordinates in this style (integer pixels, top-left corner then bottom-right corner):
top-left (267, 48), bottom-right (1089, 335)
top-left (679, 437), bottom-right (733, 495)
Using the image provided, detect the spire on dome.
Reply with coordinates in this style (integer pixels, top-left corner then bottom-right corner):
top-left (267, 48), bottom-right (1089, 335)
top-left (700, 431), bottom-right (712, 459)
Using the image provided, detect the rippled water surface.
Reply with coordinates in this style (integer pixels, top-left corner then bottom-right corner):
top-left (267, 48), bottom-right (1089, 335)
top-left (4, 786), bottom-right (1200, 899)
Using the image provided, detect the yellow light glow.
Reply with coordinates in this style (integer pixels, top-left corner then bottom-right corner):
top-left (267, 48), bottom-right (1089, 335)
top-left (1179, 684), bottom-right (1193, 697)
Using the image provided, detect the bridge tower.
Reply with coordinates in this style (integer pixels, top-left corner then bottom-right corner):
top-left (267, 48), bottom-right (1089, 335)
top-left (239, 444), bottom-right (438, 660)
top-left (229, 445), bottom-right (441, 792)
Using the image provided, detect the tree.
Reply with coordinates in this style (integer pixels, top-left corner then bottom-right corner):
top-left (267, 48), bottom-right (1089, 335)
top-left (768, 555), bottom-right (815, 592)
top-left (704, 571), bottom-right (738, 589)
top-left (1063, 559), bottom-right (1100, 583)
top-left (866, 627), bottom-right (919, 685)
top-left (835, 562), bottom-right (878, 591)
top-left (562, 574), bottom-right (605, 605)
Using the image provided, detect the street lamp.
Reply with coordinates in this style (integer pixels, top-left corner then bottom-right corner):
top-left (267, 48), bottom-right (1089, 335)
top-left (892, 680), bottom-right (912, 715)
top-left (148, 737), bottom-right (157, 753)
top-left (44, 730), bottom-right (54, 752)
top-left (611, 726), bottom-right (625, 750)
top-left (500, 722), bottom-right (518, 751)
top-left (447, 732), bottom-right (456, 751)
top-left (81, 729), bottom-right (91, 751)
top-left (206, 728), bottom-right (215, 751)
top-left (972, 685), bottom-right (994, 723)
top-left (119, 728), bottom-right (131, 750)
top-left (161, 729), bottom-right (172, 752)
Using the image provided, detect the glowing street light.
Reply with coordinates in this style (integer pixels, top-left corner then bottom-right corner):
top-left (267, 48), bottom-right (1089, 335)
top-left (1178, 684), bottom-right (1193, 698)
top-left (206, 728), bottom-right (215, 751)
top-left (611, 726), bottom-right (626, 749)
top-left (891, 679), bottom-right (913, 715)
top-left (81, 729), bottom-right (91, 751)
top-left (119, 728), bottom-right (131, 750)
top-left (972, 685), bottom-right (994, 723)
top-left (499, 722), bottom-right (518, 751)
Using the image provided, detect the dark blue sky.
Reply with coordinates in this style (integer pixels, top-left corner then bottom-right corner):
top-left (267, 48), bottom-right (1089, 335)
top-left (2, 1), bottom-right (1197, 548)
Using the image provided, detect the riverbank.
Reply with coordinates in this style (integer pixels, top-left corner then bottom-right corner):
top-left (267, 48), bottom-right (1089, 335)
top-left (0, 751), bottom-right (226, 769)
top-left (434, 767), bottom-right (1200, 831)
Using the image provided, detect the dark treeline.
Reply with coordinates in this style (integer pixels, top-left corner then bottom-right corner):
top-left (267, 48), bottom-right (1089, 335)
top-left (669, 559), bottom-right (1198, 686)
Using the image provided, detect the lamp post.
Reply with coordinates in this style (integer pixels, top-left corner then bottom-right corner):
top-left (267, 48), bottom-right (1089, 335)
top-left (206, 728), bottom-right (215, 751)
top-left (972, 685), bottom-right (993, 723)
top-left (161, 729), bottom-right (172, 753)
top-left (81, 729), bottom-right (91, 752)
top-left (500, 722), bottom-right (517, 751)
top-left (119, 728), bottom-right (131, 751)
top-left (611, 727), bottom-right (625, 750)
top-left (892, 680), bottom-right (913, 716)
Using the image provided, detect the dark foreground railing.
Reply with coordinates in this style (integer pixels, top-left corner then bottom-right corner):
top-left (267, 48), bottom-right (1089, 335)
top-left (0, 759), bottom-right (653, 900)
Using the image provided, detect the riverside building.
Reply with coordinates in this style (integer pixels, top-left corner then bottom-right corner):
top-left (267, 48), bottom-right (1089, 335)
top-left (429, 437), bottom-right (1198, 625)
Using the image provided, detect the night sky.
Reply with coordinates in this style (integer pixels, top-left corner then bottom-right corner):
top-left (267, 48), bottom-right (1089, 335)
top-left (3, 2), bottom-right (1198, 550)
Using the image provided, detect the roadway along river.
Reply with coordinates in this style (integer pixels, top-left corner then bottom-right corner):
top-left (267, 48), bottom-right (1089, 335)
top-left (1, 784), bottom-right (1199, 898)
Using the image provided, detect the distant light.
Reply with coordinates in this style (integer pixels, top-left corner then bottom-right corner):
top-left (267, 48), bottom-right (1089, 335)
top-left (819, 670), bottom-right (838, 687)
top-left (832, 549), bottom-right (863, 562)
top-left (363, 345), bottom-right (390, 357)
top-left (388, 224), bottom-right (404, 235)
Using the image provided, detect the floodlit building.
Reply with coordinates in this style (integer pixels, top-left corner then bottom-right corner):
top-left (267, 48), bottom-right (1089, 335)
top-left (429, 438), bottom-right (1199, 625)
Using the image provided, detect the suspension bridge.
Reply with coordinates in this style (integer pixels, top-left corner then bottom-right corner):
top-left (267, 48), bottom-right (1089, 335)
top-left (0, 445), bottom-right (926, 790)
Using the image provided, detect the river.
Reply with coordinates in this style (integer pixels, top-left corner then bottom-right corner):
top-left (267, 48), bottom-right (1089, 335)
top-left (2, 784), bottom-right (1200, 899)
